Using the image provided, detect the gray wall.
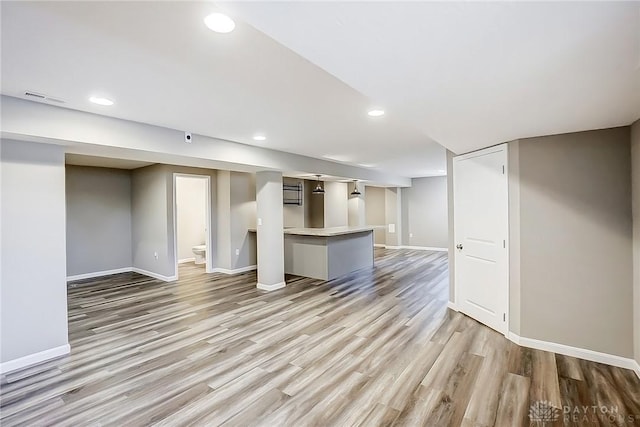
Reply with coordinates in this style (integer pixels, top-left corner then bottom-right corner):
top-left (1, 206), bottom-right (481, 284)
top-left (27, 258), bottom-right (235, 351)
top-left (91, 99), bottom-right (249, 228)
top-left (385, 187), bottom-right (401, 246)
top-left (324, 181), bottom-right (348, 227)
top-left (402, 176), bottom-right (448, 248)
top-left (365, 186), bottom-right (386, 245)
top-left (306, 180), bottom-right (325, 228)
top-left (229, 172), bottom-right (257, 269)
top-left (283, 177), bottom-right (305, 228)
top-left (1, 140), bottom-right (69, 363)
top-left (131, 164), bottom-right (174, 278)
top-left (66, 166), bottom-right (132, 276)
top-left (176, 176), bottom-right (207, 261)
top-left (516, 127), bottom-right (633, 357)
top-left (631, 119), bottom-right (640, 367)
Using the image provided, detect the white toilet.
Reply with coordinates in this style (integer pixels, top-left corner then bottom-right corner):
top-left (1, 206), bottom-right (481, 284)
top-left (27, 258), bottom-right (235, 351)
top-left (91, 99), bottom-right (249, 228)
top-left (192, 245), bottom-right (206, 265)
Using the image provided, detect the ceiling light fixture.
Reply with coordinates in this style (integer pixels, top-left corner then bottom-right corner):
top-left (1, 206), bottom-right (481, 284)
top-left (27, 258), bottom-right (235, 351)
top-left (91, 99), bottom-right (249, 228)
top-left (253, 135), bottom-right (266, 141)
top-left (367, 109), bottom-right (385, 117)
top-left (350, 180), bottom-right (361, 196)
top-left (312, 174), bottom-right (325, 195)
top-left (204, 13), bottom-right (235, 33)
top-left (89, 96), bottom-right (114, 106)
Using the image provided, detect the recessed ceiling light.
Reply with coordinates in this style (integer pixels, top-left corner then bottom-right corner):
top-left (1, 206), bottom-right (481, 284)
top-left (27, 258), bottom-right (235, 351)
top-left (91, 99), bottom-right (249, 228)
top-left (204, 13), bottom-right (235, 33)
top-left (253, 135), bottom-right (266, 141)
top-left (367, 109), bottom-right (385, 117)
top-left (358, 163), bottom-right (377, 168)
top-left (89, 96), bottom-right (114, 106)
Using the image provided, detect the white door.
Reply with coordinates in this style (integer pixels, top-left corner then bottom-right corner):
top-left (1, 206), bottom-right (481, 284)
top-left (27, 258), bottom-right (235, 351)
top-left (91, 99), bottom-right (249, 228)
top-left (453, 144), bottom-right (509, 335)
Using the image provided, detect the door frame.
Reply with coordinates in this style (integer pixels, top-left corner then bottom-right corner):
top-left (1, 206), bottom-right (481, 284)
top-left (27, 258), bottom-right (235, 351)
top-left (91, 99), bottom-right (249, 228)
top-left (453, 143), bottom-right (510, 336)
top-left (173, 173), bottom-right (213, 278)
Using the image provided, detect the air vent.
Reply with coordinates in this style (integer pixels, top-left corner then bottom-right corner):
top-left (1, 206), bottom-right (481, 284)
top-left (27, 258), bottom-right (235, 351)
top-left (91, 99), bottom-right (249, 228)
top-left (24, 91), bottom-right (65, 104)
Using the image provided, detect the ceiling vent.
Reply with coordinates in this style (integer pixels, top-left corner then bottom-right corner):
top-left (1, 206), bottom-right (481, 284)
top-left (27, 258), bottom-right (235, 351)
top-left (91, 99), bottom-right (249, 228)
top-left (24, 91), bottom-right (65, 104)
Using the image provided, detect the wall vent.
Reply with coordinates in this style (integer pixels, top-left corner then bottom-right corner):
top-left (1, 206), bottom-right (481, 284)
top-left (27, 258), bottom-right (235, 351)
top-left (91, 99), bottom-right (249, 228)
top-left (24, 91), bottom-right (65, 104)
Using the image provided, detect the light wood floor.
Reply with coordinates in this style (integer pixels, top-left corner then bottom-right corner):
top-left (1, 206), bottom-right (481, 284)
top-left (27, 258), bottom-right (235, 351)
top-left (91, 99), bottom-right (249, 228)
top-left (1, 248), bottom-right (639, 426)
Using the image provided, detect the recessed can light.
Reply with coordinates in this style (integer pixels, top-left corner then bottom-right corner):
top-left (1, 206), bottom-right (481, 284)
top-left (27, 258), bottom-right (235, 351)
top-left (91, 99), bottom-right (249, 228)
top-left (204, 13), bottom-right (235, 33)
top-left (253, 135), bottom-right (266, 141)
top-left (89, 96), bottom-right (114, 106)
top-left (367, 109), bottom-right (385, 117)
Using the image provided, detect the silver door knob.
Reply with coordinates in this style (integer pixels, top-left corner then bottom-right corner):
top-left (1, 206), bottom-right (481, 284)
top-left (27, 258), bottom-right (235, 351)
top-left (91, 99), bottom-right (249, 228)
top-left (456, 244), bottom-right (463, 250)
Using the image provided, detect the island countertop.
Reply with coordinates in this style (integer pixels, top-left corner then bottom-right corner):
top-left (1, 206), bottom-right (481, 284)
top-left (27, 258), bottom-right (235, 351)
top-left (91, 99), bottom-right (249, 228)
top-left (248, 226), bottom-right (375, 237)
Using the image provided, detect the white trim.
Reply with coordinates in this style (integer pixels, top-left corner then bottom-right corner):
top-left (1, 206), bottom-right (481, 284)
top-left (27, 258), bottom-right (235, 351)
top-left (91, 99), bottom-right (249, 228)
top-left (67, 267), bottom-right (132, 282)
top-left (211, 265), bottom-right (257, 275)
top-left (447, 301), bottom-right (459, 311)
top-left (0, 344), bottom-right (70, 374)
top-left (633, 360), bottom-right (640, 380)
top-left (178, 258), bottom-right (195, 264)
top-left (376, 244), bottom-right (448, 252)
top-left (400, 245), bottom-right (448, 252)
top-left (131, 268), bottom-right (177, 282)
top-left (508, 332), bottom-right (638, 373)
top-left (257, 281), bottom-right (286, 291)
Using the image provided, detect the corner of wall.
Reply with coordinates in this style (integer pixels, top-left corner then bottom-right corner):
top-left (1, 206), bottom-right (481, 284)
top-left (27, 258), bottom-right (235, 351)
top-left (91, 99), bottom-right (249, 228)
top-left (631, 119), bottom-right (640, 368)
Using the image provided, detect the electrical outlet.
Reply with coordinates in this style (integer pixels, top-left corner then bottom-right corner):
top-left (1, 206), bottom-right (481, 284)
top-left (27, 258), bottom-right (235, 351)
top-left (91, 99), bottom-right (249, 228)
top-left (154, 251), bottom-right (158, 260)
top-left (409, 233), bottom-right (413, 238)
top-left (235, 249), bottom-right (240, 256)
top-left (258, 218), bottom-right (263, 226)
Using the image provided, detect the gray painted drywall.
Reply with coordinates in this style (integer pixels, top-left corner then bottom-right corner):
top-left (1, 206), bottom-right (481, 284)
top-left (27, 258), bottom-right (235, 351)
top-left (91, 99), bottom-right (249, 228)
top-left (365, 186), bottom-right (386, 245)
top-left (447, 150), bottom-right (455, 302)
top-left (631, 119), bottom-right (640, 367)
top-left (230, 172), bottom-right (257, 269)
top-left (517, 127), bottom-right (633, 357)
top-left (256, 171), bottom-right (285, 287)
top-left (216, 170), bottom-right (232, 270)
top-left (402, 176), bottom-right (448, 248)
top-left (1, 139), bottom-right (69, 363)
top-left (131, 164), bottom-right (174, 278)
top-left (324, 182), bottom-right (349, 227)
top-left (306, 180), bottom-right (325, 228)
top-left (66, 166), bottom-right (132, 276)
top-left (283, 177), bottom-right (305, 228)
top-left (385, 188), bottom-right (402, 246)
top-left (176, 176), bottom-right (207, 261)
top-left (348, 184), bottom-right (366, 227)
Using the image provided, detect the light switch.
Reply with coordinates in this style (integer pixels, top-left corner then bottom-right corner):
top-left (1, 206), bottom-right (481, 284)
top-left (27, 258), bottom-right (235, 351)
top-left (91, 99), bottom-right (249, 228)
top-left (258, 218), bottom-right (263, 226)
top-left (388, 224), bottom-right (395, 233)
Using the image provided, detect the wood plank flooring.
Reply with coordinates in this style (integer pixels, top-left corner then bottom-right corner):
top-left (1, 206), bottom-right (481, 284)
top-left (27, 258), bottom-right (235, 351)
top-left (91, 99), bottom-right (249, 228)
top-left (1, 248), bottom-right (639, 426)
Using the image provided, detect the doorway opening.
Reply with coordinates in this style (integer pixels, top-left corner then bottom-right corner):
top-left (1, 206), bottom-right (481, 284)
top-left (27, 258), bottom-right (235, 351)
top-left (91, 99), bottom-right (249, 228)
top-left (173, 174), bottom-right (212, 279)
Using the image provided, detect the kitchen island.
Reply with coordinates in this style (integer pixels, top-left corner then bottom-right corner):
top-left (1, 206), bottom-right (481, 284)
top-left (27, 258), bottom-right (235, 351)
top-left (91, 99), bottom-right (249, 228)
top-left (284, 226), bottom-right (374, 280)
top-left (250, 226), bottom-right (375, 281)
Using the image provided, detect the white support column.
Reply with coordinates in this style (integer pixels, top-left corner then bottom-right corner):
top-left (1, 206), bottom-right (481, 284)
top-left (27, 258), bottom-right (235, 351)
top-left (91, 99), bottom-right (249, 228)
top-left (385, 187), bottom-right (403, 247)
top-left (255, 171), bottom-right (286, 291)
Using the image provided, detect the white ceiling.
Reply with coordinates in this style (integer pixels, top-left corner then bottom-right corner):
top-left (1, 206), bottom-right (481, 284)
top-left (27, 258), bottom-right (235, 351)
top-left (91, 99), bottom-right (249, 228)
top-left (65, 154), bottom-right (154, 170)
top-left (222, 1), bottom-right (640, 154)
top-left (0, 1), bottom-right (445, 179)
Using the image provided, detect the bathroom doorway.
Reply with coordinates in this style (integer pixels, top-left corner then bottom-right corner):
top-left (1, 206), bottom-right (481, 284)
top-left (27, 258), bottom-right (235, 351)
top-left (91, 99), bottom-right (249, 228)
top-left (173, 174), bottom-right (212, 278)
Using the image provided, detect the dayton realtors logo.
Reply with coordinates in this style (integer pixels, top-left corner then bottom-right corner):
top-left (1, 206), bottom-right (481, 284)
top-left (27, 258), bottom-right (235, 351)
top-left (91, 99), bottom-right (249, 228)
top-left (529, 401), bottom-right (639, 425)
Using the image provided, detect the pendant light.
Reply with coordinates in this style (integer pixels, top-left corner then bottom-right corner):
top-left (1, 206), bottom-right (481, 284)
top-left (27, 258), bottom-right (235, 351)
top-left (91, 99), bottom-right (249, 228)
top-left (312, 174), bottom-right (325, 194)
top-left (350, 180), bottom-right (361, 196)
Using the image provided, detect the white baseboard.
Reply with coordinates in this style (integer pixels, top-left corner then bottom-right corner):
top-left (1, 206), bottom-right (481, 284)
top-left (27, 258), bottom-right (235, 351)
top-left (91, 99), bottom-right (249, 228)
top-left (633, 360), bottom-right (640, 380)
top-left (401, 245), bottom-right (448, 252)
top-left (376, 244), bottom-right (448, 252)
top-left (257, 281), bottom-right (286, 291)
top-left (212, 265), bottom-right (257, 275)
top-left (131, 268), bottom-right (177, 282)
top-left (67, 267), bottom-right (132, 282)
top-left (447, 301), bottom-right (459, 311)
top-left (508, 332), bottom-right (639, 373)
top-left (178, 258), bottom-right (195, 264)
top-left (0, 344), bottom-right (70, 374)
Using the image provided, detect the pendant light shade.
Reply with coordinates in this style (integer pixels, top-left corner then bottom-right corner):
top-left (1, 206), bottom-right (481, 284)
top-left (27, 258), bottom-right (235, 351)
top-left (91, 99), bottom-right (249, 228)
top-left (312, 174), bottom-right (325, 194)
top-left (350, 180), bottom-right (361, 196)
